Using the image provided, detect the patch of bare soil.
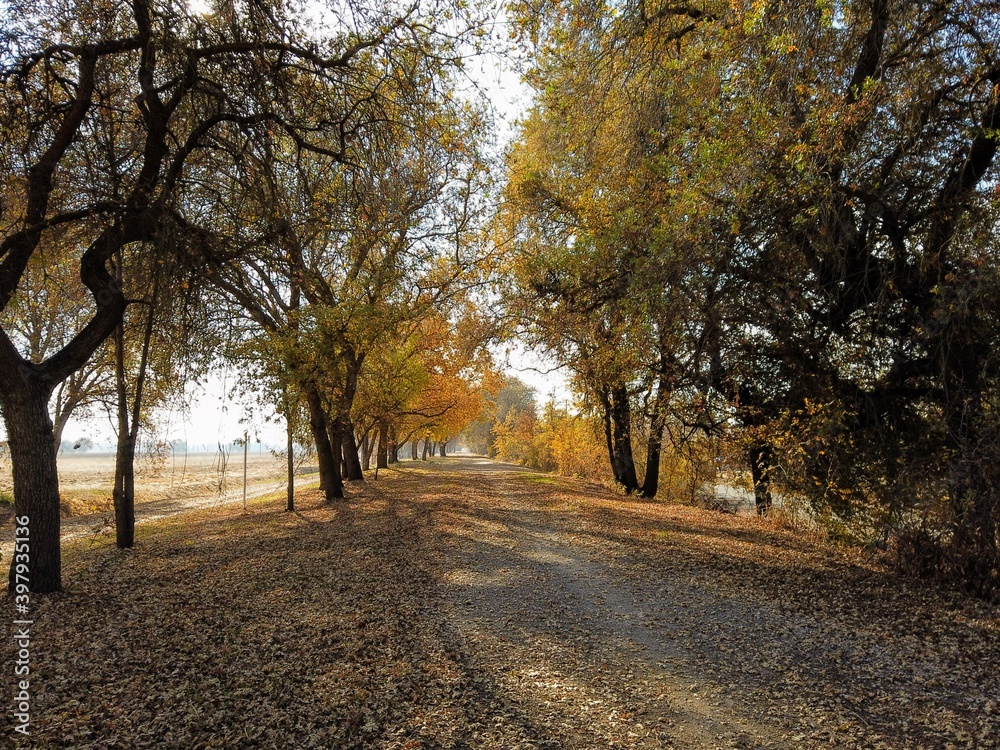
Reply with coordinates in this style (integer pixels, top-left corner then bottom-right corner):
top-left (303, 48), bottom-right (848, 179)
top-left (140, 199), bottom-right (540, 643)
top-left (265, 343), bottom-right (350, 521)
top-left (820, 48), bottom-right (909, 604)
top-left (1, 457), bottom-right (997, 749)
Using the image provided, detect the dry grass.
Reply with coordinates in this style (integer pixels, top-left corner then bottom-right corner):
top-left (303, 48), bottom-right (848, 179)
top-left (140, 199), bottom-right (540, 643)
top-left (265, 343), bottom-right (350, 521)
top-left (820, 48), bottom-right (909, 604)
top-left (0, 451), bottom-right (292, 518)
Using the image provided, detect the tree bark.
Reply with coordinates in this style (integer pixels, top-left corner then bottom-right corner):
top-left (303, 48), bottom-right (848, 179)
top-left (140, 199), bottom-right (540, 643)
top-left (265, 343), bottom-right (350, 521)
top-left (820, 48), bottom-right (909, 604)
top-left (376, 421), bottom-right (389, 469)
top-left (343, 421), bottom-right (364, 480)
top-left (327, 417), bottom-right (346, 493)
top-left (439, 440), bottom-right (447, 457)
top-left (4, 378), bottom-right (61, 593)
top-left (111, 431), bottom-right (137, 549)
top-left (388, 424), bottom-right (398, 464)
top-left (610, 385), bottom-right (640, 493)
top-left (641, 348), bottom-right (673, 499)
top-left (327, 419), bottom-right (347, 479)
top-left (286, 399), bottom-right (295, 512)
top-left (112, 319), bottom-right (135, 549)
top-left (285, 420), bottom-right (295, 512)
top-left (598, 386), bottom-right (620, 484)
top-left (306, 388), bottom-right (342, 500)
top-left (361, 431), bottom-right (371, 471)
top-left (285, 278), bottom-right (300, 512)
top-left (421, 438), bottom-right (429, 460)
top-left (411, 440), bottom-right (418, 460)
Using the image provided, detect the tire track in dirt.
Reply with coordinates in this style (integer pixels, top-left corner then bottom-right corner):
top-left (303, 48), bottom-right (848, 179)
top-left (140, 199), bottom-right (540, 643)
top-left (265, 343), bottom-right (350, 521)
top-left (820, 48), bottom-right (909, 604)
top-left (399, 457), bottom-right (998, 750)
top-left (412, 465), bottom-right (795, 749)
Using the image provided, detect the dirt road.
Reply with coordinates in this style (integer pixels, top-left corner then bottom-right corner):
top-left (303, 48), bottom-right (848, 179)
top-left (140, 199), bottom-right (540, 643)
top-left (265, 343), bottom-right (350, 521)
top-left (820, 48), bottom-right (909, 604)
top-left (411, 457), bottom-right (998, 749)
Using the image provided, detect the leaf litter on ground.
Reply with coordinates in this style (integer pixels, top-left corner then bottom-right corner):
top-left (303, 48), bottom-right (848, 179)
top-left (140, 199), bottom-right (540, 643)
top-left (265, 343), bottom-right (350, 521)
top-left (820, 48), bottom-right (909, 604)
top-left (1, 457), bottom-right (997, 749)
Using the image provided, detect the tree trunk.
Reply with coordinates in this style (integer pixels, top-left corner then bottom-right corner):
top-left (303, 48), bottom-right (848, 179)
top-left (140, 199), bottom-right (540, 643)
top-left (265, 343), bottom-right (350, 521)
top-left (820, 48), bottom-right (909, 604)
top-left (4, 379), bottom-right (61, 593)
top-left (598, 387), bottom-right (620, 485)
top-left (343, 422), bottom-right (364, 480)
top-left (361, 432), bottom-right (371, 472)
top-left (112, 431), bottom-right (137, 549)
top-left (112, 251), bottom-right (161, 549)
top-left (421, 438), bottom-right (429, 460)
top-left (376, 421), bottom-right (389, 469)
top-left (327, 420), bottom-right (341, 478)
top-left (306, 388), bottom-right (342, 500)
top-left (112, 321), bottom-right (135, 550)
top-left (388, 424), bottom-right (398, 464)
top-left (285, 279), bottom-right (300, 512)
top-left (439, 440), bottom-right (447, 457)
top-left (610, 385), bottom-right (640, 493)
top-left (411, 440), bottom-right (418, 460)
top-left (327, 417), bottom-right (346, 492)
top-left (641, 351), bottom-right (672, 499)
top-left (749, 442), bottom-right (774, 515)
top-left (286, 403), bottom-right (295, 512)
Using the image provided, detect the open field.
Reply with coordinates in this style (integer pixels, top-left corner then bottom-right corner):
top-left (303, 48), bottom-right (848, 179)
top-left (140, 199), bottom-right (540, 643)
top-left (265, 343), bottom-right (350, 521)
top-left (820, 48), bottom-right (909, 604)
top-left (0, 450), bottom-right (295, 515)
top-left (0, 451), bottom-right (310, 563)
top-left (2, 456), bottom-right (997, 749)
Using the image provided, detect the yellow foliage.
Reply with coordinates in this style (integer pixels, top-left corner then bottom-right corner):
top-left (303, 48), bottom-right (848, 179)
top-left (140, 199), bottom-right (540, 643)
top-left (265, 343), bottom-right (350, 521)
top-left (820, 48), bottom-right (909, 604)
top-left (493, 400), bottom-right (612, 483)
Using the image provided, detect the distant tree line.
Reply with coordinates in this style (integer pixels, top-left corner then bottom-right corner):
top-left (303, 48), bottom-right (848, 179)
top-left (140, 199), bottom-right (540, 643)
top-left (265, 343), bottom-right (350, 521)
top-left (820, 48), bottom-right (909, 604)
top-left (463, 377), bottom-right (613, 480)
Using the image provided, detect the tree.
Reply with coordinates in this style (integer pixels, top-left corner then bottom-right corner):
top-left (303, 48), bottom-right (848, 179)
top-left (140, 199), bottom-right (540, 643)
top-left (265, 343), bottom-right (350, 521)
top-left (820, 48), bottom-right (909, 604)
top-left (0, 241), bottom-right (116, 456)
top-left (353, 306), bottom-right (495, 469)
top-left (721, 0), bottom-right (1000, 594)
top-left (194, 0), bottom-right (492, 500)
top-left (111, 242), bottom-right (215, 548)
top-left (1, 0), bottom-right (442, 592)
top-left (505, 0), bottom-right (1000, 596)
top-left (501, 0), bottom-right (715, 497)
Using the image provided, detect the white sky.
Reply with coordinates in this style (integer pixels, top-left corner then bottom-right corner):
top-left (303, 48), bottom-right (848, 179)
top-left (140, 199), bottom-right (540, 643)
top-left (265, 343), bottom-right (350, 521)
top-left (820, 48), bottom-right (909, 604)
top-left (59, 348), bottom-right (569, 453)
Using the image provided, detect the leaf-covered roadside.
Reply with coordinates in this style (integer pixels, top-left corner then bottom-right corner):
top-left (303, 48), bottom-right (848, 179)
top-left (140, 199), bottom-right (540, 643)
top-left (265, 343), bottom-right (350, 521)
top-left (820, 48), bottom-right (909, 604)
top-left (0, 483), bottom-right (509, 749)
top-left (407, 467), bottom-right (999, 749)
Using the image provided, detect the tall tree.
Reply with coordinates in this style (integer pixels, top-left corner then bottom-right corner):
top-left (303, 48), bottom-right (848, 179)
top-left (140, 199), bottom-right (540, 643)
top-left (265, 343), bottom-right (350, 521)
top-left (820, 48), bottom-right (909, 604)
top-left (1, 0), bottom-right (438, 592)
top-left (505, 0), bottom-right (1000, 595)
top-left (197, 1), bottom-right (492, 499)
